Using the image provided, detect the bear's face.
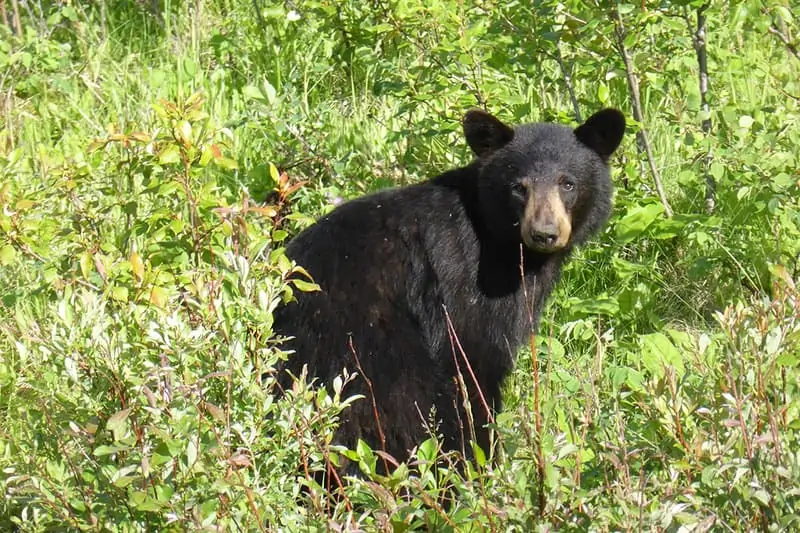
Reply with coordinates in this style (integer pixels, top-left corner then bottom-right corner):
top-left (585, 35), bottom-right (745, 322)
top-left (463, 108), bottom-right (625, 254)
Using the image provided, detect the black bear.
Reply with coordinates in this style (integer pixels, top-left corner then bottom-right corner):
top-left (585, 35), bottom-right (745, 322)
top-left (273, 108), bottom-right (625, 474)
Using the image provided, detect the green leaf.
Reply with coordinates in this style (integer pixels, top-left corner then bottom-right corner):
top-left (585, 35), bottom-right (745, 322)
top-left (547, 337), bottom-right (565, 359)
top-left (158, 145), bottom-right (181, 165)
top-left (130, 491), bottom-right (163, 511)
top-left (472, 442), bottom-right (487, 467)
top-left (597, 83), bottom-right (610, 105)
top-left (263, 80), bottom-right (277, 104)
top-left (186, 439), bottom-right (198, 467)
top-left (640, 332), bottom-right (685, 378)
top-left (775, 6), bottom-right (792, 24)
top-left (611, 366), bottom-right (628, 389)
top-left (269, 162), bottom-right (280, 182)
top-left (291, 279), bottom-right (320, 292)
top-left (355, 439), bottom-right (376, 475)
top-left (0, 245), bottom-right (16, 265)
top-left (94, 444), bottom-right (130, 457)
top-left (617, 3), bottom-right (635, 14)
top-left (417, 438), bottom-right (437, 463)
top-left (616, 203), bottom-right (665, 243)
top-left (46, 11), bottom-right (62, 25)
top-left (45, 460), bottom-right (66, 482)
top-left (62, 6), bottom-right (78, 21)
top-left (107, 408), bottom-right (131, 441)
top-left (216, 157), bottom-right (239, 170)
top-left (182, 57), bottom-right (198, 77)
top-left (177, 120), bottom-right (192, 145)
top-left (765, 327), bottom-right (782, 355)
top-left (111, 286), bottom-right (129, 302)
top-left (773, 172), bottom-right (793, 189)
top-left (199, 145), bottom-right (215, 166)
top-left (710, 162), bottom-right (725, 181)
top-left (650, 217), bottom-right (686, 240)
top-left (242, 85), bottom-right (265, 102)
top-left (752, 489), bottom-right (771, 507)
top-left (626, 369), bottom-right (644, 391)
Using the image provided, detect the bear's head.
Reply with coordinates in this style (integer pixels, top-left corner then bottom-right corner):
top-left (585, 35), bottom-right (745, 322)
top-left (463, 108), bottom-right (625, 254)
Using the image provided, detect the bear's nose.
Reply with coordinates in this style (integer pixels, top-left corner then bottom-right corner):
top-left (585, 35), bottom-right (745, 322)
top-left (530, 228), bottom-right (558, 248)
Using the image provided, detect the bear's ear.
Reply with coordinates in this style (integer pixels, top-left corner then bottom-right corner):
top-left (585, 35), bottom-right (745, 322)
top-left (463, 109), bottom-right (515, 157)
top-left (574, 108), bottom-right (626, 162)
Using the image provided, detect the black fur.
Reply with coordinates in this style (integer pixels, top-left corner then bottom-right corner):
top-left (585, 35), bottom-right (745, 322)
top-left (273, 109), bottom-right (625, 472)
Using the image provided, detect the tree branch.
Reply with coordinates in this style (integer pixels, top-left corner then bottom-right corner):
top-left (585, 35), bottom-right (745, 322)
top-left (686, 4), bottom-right (715, 213)
top-left (555, 40), bottom-right (582, 122)
top-left (768, 24), bottom-right (800, 61)
top-left (611, 6), bottom-right (673, 217)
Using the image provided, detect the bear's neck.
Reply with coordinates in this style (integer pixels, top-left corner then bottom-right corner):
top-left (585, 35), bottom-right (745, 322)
top-left (476, 240), bottom-right (568, 298)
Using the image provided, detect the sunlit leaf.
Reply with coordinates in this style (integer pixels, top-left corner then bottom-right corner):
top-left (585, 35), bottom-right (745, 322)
top-left (107, 408), bottom-right (131, 442)
top-left (130, 252), bottom-right (144, 282)
top-left (0, 245), bottom-right (16, 266)
top-left (640, 332), bottom-right (685, 378)
top-left (149, 286), bottom-right (168, 308)
top-left (111, 286), bottom-right (129, 302)
top-left (158, 144), bottom-right (181, 165)
top-left (616, 203), bottom-right (665, 243)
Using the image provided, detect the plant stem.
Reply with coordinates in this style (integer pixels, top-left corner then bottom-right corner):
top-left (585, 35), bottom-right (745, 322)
top-left (9, 0), bottom-right (21, 36)
top-left (687, 4), bottom-right (715, 213)
top-left (767, 16), bottom-right (800, 61)
top-left (556, 41), bottom-right (582, 122)
top-left (611, 6), bottom-right (673, 217)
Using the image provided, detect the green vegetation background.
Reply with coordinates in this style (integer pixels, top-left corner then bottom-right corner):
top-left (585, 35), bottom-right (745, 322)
top-left (1, 1), bottom-right (799, 530)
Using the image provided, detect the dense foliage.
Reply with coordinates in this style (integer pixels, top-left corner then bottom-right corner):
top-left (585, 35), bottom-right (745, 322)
top-left (1, 1), bottom-right (799, 530)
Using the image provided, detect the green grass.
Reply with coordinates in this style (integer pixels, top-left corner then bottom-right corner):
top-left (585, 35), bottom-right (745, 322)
top-left (1, 1), bottom-right (799, 531)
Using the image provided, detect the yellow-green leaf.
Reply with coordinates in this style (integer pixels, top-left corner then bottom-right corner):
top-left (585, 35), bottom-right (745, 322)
top-left (640, 332), bottom-right (685, 378)
top-left (107, 408), bottom-right (131, 441)
top-left (0, 245), bottom-right (16, 265)
top-left (177, 120), bottom-right (192, 146)
top-left (242, 84), bottom-right (265, 102)
top-left (129, 131), bottom-right (151, 143)
top-left (149, 286), bottom-right (168, 308)
top-left (158, 144), bottom-right (181, 165)
top-left (15, 199), bottom-right (34, 211)
top-left (291, 279), bottom-right (320, 293)
top-left (269, 162), bottom-right (280, 182)
top-left (79, 252), bottom-right (92, 278)
top-left (216, 157), bottom-right (238, 170)
top-left (130, 252), bottom-right (144, 282)
top-left (199, 146), bottom-right (214, 167)
top-left (111, 286), bottom-right (129, 302)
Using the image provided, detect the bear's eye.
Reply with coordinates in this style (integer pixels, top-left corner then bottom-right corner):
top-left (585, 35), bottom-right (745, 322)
top-left (511, 181), bottom-right (527, 195)
top-left (560, 178), bottom-right (576, 192)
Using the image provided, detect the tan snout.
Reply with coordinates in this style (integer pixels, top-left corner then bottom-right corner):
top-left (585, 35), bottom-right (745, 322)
top-left (520, 187), bottom-right (572, 252)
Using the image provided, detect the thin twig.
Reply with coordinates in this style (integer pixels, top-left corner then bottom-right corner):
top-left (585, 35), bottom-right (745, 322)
top-left (555, 41), bottom-right (582, 122)
top-left (518, 244), bottom-right (546, 517)
top-left (0, 1), bottom-right (8, 32)
top-left (348, 337), bottom-right (390, 474)
top-left (9, 0), bottom-right (20, 36)
top-left (611, 6), bottom-right (673, 217)
top-left (442, 306), bottom-right (495, 425)
top-left (768, 23), bottom-right (800, 61)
